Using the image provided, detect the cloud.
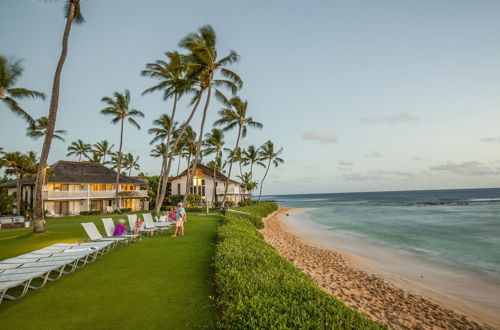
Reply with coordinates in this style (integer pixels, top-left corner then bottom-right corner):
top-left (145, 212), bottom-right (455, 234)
top-left (359, 112), bottom-right (420, 124)
top-left (430, 161), bottom-right (500, 176)
top-left (479, 137), bottom-right (500, 143)
top-left (342, 170), bottom-right (415, 181)
top-left (366, 152), bottom-right (383, 158)
top-left (339, 160), bottom-right (354, 167)
top-left (410, 156), bottom-right (424, 161)
top-left (302, 130), bottom-right (338, 144)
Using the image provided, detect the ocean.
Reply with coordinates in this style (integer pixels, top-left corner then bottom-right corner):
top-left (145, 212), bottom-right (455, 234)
top-left (265, 188), bottom-right (500, 279)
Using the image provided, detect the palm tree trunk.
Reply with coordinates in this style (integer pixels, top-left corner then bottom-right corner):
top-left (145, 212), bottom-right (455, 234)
top-left (16, 174), bottom-right (22, 216)
top-left (186, 75), bottom-right (212, 207)
top-left (153, 91), bottom-right (204, 216)
top-left (154, 157), bottom-right (164, 209)
top-left (153, 92), bottom-right (178, 210)
top-left (222, 125), bottom-right (242, 207)
top-left (33, 2), bottom-right (75, 233)
top-left (114, 119), bottom-right (124, 210)
top-left (183, 153), bottom-right (192, 204)
top-left (78, 154), bottom-right (81, 162)
top-left (258, 158), bottom-right (271, 202)
top-left (176, 155), bottom-right (181, 175)
top-left (250, 161), bottom-right (255, 197)
top-left (211, 152), bottom-right (218, 207)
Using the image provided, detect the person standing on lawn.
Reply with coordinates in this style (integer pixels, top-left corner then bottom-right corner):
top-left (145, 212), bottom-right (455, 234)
top-left (173, 202), bottom-right (186, 236)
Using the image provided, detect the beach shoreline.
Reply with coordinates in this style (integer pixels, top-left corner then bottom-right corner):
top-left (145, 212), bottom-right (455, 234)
top-left (260, 206), bottom-right (498, 329)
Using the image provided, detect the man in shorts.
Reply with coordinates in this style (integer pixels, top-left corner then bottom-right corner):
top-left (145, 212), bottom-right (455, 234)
top-left (172, 202), bottom-right (186, 237)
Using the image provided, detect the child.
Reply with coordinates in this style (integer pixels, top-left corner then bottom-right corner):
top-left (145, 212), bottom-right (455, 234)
top-left (134, 217), bottom-right (144, 235)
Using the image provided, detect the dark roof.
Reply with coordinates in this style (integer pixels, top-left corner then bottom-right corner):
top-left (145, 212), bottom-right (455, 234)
top-left (171, 164), bottom-right (240, 184)
top-left (0, 161), bottom-right (147, 188)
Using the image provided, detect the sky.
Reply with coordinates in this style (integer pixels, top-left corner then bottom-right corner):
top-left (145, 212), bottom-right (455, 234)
top-left (1, 0), bottom-right (500, 195)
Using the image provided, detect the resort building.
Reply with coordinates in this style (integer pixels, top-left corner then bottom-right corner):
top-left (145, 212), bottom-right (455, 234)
top-left (0, 161), bottom-right (148, 216)
top-left (170, 164), bottom-right (250, 205)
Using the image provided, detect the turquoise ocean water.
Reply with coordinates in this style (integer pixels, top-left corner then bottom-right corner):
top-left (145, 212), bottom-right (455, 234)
top-left (265, 188), bottom-right (500, 279)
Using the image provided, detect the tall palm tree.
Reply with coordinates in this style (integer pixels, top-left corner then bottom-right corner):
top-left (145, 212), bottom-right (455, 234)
top-left (142, 51), bottom-right (196, 215)
top-left (123, 153), bottom-right (140, 176)
top-left (100, 89), bottom-right (144, 210)
top-left (66, 139), bottom-right (91, 161)
top-left (150, 143), bottom-right (167, 159)
top-left (148, 114), bottom-right (178, 146)
top-left (178, 25), bottom-right (242, 211)
top-left (243, 145), bottom-right (259, 183)
top-left (0, 56), bottom-right (45, 125)
top-left (225, 146), bottom-right (244, 178)
top-left (26, 116), bottom-right (66, 141)
top-left (214, 96), bottom-right (263, 206)
top-left (33, 0), bottom-right (84, 233)
top-left (93, 140), bottom-right (114, 164)
top-left (257, 140), bottom-right (284, 201)
top-left (203, 128), bottom-right (225, 207)
top-left (1, 151), bottom-right (38, 215)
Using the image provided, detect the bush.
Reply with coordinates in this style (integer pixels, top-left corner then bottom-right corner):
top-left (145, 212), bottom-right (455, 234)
top-left (214, 202), bottom-right (386, 329)
top-left (237, 199), bottom-right (256, 207)
top-left (79, 210), bottom-right (100, 216)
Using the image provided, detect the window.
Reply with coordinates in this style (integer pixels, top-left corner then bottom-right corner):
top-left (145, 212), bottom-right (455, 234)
top-left (177, 183), bottom-right (181, 195)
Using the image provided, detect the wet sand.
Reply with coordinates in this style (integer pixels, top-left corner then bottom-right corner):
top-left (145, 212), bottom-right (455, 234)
top-left (260, 207), bottom-right (497, 329)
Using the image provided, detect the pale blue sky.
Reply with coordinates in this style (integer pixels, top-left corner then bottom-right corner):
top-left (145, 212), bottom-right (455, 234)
top-left (1, 0), bottom-right (500, 194)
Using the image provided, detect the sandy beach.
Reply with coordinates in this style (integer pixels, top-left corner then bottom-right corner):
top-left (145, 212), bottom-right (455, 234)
top-left (260, 207), bottom-right (497, 330)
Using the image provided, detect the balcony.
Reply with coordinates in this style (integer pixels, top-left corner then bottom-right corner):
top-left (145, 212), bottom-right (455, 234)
top-left (42, 190), bottom-right (147, 200)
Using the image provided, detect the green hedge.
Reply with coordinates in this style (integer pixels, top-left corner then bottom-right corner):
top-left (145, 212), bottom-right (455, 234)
top-left (214, 202), bottom-right (386, 329)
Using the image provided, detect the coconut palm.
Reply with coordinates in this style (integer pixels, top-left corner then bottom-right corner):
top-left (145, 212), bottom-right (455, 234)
top-left (66, 139), bottom-right (91, 161)
top-left (1, 151), bottom-right (38, 215)
top-left (26, 116), bottom-right (66, 142)
top-left (100, 89), bottom-right (144, 210)
top-left (0, 56), bottom-right (45, 125)
top-left (0, 147), bottom-right (5, 155)
top-left (257, 140), bottom-right (284, 201)
top-left (178, 25), bottom-right (242, 211)
top-left (243, 145), bottom-right (259, 184)
top-left (142, 51), bottom-right (197, 215)
top-left (92, 140), bottom-right (114, 164)
top-left (203, 128), bottom-right (225, 207)
top-left (225, 147), bottom-right (244, 178)
top-left (148, 114), bottom-right (178, 146)
top-left (150, 143), bottom-right (167, 159)
top-left (237, 172), bottom-right (257, 199)
top-left (123, 153), bottom-right (140, 176)
top-left (33, 0), bottom-right (85, 233)
top-left (214, 96), bottom-right (263, 206)
top-left (87, 152), bottom-right (102, 163)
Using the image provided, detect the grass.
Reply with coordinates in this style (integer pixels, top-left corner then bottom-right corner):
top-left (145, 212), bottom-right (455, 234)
top-left (0, 212), bottom-right (220, 329)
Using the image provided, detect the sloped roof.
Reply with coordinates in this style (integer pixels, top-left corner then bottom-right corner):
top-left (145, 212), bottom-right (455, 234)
top-left (171, 164), bottom-right (240, 184)
top-left (0, 160), bottom-right (147, 188)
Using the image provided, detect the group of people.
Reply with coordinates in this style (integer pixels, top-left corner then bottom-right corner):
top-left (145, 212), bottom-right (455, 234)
top-left (161, 202), bottom-right (186, 237)
top-left (112, 202), bottom-right (187, 237)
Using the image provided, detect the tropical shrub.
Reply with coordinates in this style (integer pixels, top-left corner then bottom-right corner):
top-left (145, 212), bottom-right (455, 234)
top-left (79, 210), bottom-right (100, 216)
top-left (186, 194), bottom-right (202, 206)
top-left (0, 192), bottom-right (15, 215)
top-left (237, 199), bottom-right (256, 207)
top-left (214, 202), bottom-right (386, 329)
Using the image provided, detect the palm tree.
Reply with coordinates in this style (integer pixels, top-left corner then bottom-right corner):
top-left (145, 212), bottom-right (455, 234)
top-left (0, 56), bottom-right (45, 125)
top-left (93, 140), bottom-right (114, 164)
top-left (33, 0), bottom-right (85, 233)
top-left (66, 139), bottom-right (91, 161)
top-left (257, 141), bottom-right (284, 201)
top-left (100, 89), bottom-right (144, 210)
top-left (87, 152), bottom-right (102, 163)
top-left (150, 143), bottom-right (167, 159)
top-left (26, 116), bottom-right (66, 142)
top-left (1, 151), bottom-right (38, 215)
top-left (237, 172), bottom-right (257, 200)
top-left (0, 147), bottom-right (4, 155)
top-left (225, 146), bottom-right (244, 178)
top-left (214, 96), bottom-right (263, 206)
top-left (178, 25), bottom-right (242, 211)
top-left (243, 145), bottom-right (259, 184)
top-left (148, 114), bottom-right (178, 146)
top-left (142, 51), bottom-right (196, 215)
top-left (203, 128), bottom-right (225, 206)
top-left (123, 153), bottom-right (140, 176)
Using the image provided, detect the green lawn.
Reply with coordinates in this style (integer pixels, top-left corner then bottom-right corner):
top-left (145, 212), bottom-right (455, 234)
top-left (0, 213), bottom-right (220, 329)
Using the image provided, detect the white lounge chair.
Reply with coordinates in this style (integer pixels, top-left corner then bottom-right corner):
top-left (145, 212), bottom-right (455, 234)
top-left (48, 209), bottom-right (62, 218)
top-left (102, 218), bottom-right (141, 243)
top-left (143, 213), bottom-right (170, 235)
top-left (81, 222), bottom-right (127, 246)
top-left (127, 214), bottom-right (155, 236)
